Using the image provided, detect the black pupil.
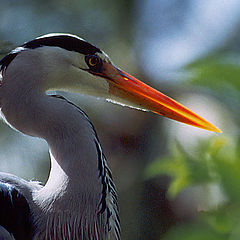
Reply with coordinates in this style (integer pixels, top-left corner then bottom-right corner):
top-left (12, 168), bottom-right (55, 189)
top-left (90, 57), bottom-right (98, 65)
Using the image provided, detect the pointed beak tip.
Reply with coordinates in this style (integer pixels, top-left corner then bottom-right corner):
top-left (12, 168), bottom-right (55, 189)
top-left (204, 124), bottom-right (222, 134)
top-left (104, 65), bottom-right (223, 134)
top-left (213, 127), bottom-right (223, 134)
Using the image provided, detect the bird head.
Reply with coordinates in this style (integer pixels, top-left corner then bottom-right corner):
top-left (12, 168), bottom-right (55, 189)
top-left (0, 33), bottom-right (221, 133)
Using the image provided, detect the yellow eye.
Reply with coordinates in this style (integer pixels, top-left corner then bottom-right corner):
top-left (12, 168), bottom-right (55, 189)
top-left (88, 56), bottom-right (99, 67)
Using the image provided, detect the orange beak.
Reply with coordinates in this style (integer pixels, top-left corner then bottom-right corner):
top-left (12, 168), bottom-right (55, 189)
top-left (100, 62), bottom-right (221, 133)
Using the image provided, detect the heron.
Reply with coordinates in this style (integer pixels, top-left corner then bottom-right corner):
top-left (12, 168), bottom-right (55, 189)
top-left (0, 33), bottom-right (221, 240)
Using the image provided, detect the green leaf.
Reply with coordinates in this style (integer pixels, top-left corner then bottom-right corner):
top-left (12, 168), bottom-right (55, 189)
top-left (186, 53), bottom-right (240, 92)
top-left (162, 223), bottom-right (227, 240)
top-left (208, 137), bottom-right (240, 202)
top-left (145, 147), bottom-right (191, 197)
top-left (145, 143), bottom-right (213, 198)
top-left (201, 206), bottom-right (240, 235)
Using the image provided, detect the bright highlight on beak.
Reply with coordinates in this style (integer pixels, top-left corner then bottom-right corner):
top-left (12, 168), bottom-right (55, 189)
top-left (103, 63), bottom-right (222, 133)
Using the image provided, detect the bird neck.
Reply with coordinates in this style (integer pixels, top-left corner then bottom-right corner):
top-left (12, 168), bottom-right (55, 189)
top-left (32, 96), bottom-right (102, 209)
top-left (0, 78), bottom-right (102, 210)
top-left (28, 96), bottom-right (109, 239)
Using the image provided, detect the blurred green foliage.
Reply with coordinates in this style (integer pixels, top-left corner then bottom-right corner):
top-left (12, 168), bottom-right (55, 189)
top-left (187, 53), bottom-right (240, 92)
top-left (146, 136), bottom-right (239, 198)
top-left (146, 53), bottom-right (240, 240)
top-left (186, 53), bottom-right (240, 120)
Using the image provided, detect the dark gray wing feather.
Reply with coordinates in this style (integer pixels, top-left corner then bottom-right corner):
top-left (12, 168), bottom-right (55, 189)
top-left (0, 181), bottom-right (33, 240)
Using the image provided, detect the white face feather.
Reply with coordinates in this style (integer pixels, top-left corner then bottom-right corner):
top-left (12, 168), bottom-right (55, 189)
top-left (25, 46), bottom-right (147, 111)
top-left (17, 46), bottom-right (111, 98)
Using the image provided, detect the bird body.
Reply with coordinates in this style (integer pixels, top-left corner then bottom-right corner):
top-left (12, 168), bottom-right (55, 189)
top-left (0, 33), bottom-right (220, 239)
